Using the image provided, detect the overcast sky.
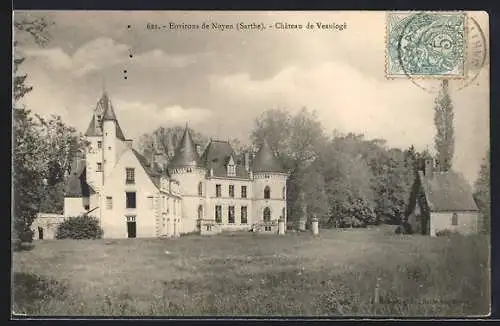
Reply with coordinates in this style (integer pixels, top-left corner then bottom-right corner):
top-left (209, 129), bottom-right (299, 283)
top-left (14, 11), bottom-right (489, 184)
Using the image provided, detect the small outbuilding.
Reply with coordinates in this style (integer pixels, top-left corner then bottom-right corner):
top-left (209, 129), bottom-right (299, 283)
top-left (405, 156), bottom-right (481, 236)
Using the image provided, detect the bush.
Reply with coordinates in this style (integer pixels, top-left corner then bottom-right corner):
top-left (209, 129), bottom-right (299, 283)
top-left (55, 215), bottom-right (103, 240)
top-left (435, 229), bottom-right (460, 237)
top-left (13, 229), bottom-right (35, 252)
top-left (395, 222), bottom-right (413, 235)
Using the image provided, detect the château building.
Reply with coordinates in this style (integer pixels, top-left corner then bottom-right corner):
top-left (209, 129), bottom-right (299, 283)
top-left (63, 91), bottom-right (289, 238)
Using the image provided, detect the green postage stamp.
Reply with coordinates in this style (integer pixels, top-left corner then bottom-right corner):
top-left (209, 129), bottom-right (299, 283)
top-left (386, 11), bottom-right (467, 78)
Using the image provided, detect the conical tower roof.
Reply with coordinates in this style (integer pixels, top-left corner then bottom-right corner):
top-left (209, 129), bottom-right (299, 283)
top-left (252, 140), bottom-right (286, 173)
top-left (169, 125), bottom-right (202, 168)
top-left (100, 92), bottom-right (118, 121)
top-left (84, 91), bottom-right (126, 140)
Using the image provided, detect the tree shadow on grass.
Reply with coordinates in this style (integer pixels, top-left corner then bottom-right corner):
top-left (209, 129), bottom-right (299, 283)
top-left (12, 272), bottom-right (68, 315)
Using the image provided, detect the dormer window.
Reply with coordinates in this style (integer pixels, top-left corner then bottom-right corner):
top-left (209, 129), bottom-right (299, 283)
top-left (97, 115), bottom-right (102, 125)
top-left (227, 163), bottom-right (236, 177)
top-left (227, 156), bottom-right (236, 177)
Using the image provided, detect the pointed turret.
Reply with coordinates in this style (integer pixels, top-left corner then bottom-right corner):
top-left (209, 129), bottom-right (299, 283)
top-left (84, 91), bottom-right (126, 140)
top-left (252, 140), bottom-right (286, 173)
top-left (101, 92), bottom-right (118, 121)
top-left (169, 125), bottom-right (202, 168)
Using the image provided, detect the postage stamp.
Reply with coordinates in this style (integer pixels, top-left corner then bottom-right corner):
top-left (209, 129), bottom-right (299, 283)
top-left (386, 11), bottom-right (467, 78)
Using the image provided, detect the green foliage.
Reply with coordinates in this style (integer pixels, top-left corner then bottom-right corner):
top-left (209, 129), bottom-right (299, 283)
top-left (435, 229), bottom-right (460, 237)
top-left (12, 231), bottom-right (490, 316)
top-left (39, 182), bottom-right (65, 214)
top-left (474, 151), bottom-right (490, 234)
top-left (13, 108), bottom-right (47, 245)
top-left (13, 272), bottom-right (68, 314)
top-left (13, 15), bottom-right (52, 245)
top-left (13, 16), bottom-right (85, 245)
top-left (55, 216), bottom-right (104, 240)
top-left (433, 80), bottom-right (455, 171)
top-left (249, 108), bottom-right (422, 229)
top-left (138, 126), bottom-right (209, 165)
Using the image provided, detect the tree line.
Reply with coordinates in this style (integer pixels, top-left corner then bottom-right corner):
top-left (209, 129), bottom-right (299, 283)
top-left (13, 15), bottom-right (491, 247)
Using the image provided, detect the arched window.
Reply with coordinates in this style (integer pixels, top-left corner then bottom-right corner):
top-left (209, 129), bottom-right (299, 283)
top-left (198, 182), bottom-right (203, 196)
top-left (198, 205), bottom-right (203, 220)
top-left (263, 207), bottom-right (271, 222)
top-left (451, 212), bottom-right (458, 226)
top-left (264, 186), bottom-right (271, 199)
top-left (282, 187), bottom-right (286, 200)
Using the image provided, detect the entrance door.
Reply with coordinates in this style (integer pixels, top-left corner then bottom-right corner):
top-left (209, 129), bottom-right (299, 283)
top-left (38, 227), bottom-right (44, 240)
top-left (127, 222), bottom-right (136, 238)
top-left (126, 215), bottom-right (136, 238)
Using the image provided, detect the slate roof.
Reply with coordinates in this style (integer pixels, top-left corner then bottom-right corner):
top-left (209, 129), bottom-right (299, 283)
top-left (418, 170), bottom-right (479, 212)
top-left (84, 92), bottom-right (126, 140)
top-left (64, 159), bottom-right (96, 198)
top-left (200, 140), bottom-right (250, 179)
top-left (169, 126), bottom-right (202, 168)
top-left (132, 148), bottom-right (163, 189)
top-left (252, 140), bottom-right (286, 173)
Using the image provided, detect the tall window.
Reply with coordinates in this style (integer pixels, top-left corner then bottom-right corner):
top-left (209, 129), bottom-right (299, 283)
top-left (215, 205), bottom-right (222, 223)
top-left (263, 207), bottom-right (271, 222)
top-left (97, 141), bottom-right (102, 149)
top-left (282, 187), bottom-right (286, 199)
top-left (106, 196), bottom-right (113, 209)
top-left (228, 206), bottom-right (235, 224)
top-left (241, 186), bottom-right (247, 198)
top-left (229, 185), bottom-right (235, 198)
top-left (282, 207), bottom-right (286, 219)
top-left (126, 168), bottom-right (135, 184)
top-left (216, 184), bottom-right (222, 197)
top-left (97, 163), bottom-right (102, 172)
top-left (198, 205), bottom-right (203, 219)
top-left (452, 213), bottom-right (458, 226)
top-left (263, 207), bottom-right (271, 231)
top-left (126, 192), bottom-right (136, 208)
top-left (241, 206), bottom-right (248, 224)
top-left (147, 196), bottom-right (154, 210)
top-left (198, 182), bottom-right (203, 196)
top-left (264, 186), bottom-right (271, 199)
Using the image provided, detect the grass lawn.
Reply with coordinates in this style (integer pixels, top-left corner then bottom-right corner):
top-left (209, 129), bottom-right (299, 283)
top-left (12, 226), bottom-right (490, 317)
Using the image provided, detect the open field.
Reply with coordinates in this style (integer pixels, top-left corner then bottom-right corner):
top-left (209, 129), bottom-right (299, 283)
top-left (12, 226), bottom-right (490, 317)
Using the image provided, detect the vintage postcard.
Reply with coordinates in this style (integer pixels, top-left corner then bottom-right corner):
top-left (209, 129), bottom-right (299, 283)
top-left (12, 11), bottom-right (490, 318)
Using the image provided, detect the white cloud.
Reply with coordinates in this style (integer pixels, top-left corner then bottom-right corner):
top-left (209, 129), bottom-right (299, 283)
top-left (133, 49), bottom-right (203, 69)
top-left (209, 61), bottom-right (489, 184)
top-left (23, 37), bottom-right (128, 77)
top-left (22, 37), bottom-right (204, 77)
top-left (110, 99), bottom-right (214, 140)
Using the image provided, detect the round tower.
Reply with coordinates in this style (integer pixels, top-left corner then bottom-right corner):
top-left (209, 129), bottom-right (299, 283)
top-left (101, 92), bottom-right (117, 181)
top-left (251, 140), bottom-right (288, 232)
top-left (167, 125), bottom-right (206, 234)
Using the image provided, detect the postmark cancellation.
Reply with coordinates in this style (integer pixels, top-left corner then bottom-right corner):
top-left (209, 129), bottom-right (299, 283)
top-left (386, 11), bottom-right (467, 79)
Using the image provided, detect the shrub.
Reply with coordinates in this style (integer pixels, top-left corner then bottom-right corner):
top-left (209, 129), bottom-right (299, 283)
top-left (435, 229), bottom-right (460, 237)
top-left (13, 272), bottom-right (68, 314)
top-left (55, 215), bottom-right (103, 240)
top-left (395, 222), bottom-right (413, 234)
top-left (13, 229), bottom-right (35, 252)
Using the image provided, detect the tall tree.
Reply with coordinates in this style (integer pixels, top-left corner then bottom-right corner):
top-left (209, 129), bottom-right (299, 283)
top-left (139, 126), bottom-right (209, 163)
top-left (13, 15), bottom-right (52, 245)
top-left (251, 107), bottom-right (327, 228)
top-left (433, 80), bottom-right (455, 171)
top-left (36, 114), bottom-right (86, 185)
top-left (474, 151), bottom-right (490, 234)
